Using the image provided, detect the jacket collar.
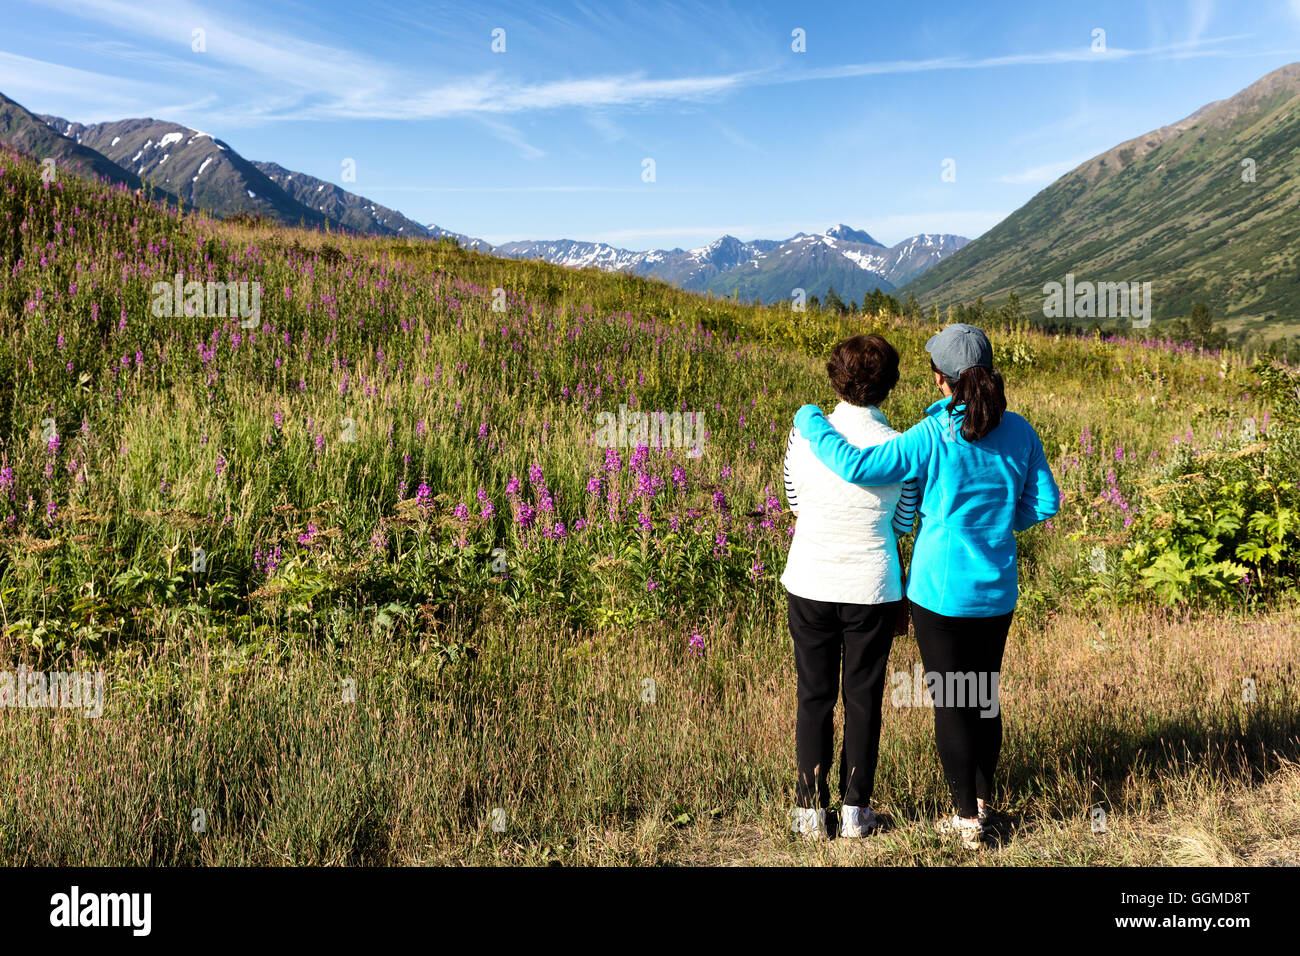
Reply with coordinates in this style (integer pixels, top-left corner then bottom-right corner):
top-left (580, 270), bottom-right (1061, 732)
top-left (831, 401), bottom-right (889, 425)
top-left (926, 396), bottom-right (970, 418)
top-left (924, 397), bottom-right (953, 417)
top-left (926, 396), bottom-right (972, 444)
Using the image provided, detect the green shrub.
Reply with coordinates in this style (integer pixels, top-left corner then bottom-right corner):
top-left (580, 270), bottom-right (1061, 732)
top-left (1123, 362), bottom-right (1300, 605)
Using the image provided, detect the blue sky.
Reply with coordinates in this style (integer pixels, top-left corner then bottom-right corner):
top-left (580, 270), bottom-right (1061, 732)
top-left (4, 0), bottom-right (1300, 248)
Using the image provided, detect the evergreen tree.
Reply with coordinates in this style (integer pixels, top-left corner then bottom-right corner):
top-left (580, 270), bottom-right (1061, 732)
top-left (824, 285), bottom-right (847, 314)
top-left (1189, 302), bottom-right (1212, 344)
top-left (1001, 290), bottom-right (1024, 326)
top-left (904, 291), bottom-right (920, 319)
top-left (1187, 301), bottom-right (1227, 349)
top-left (865, 288), bottom-right (883, 316)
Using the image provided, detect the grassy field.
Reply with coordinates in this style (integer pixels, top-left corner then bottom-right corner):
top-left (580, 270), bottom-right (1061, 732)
top-left (1, 147), bottom-right (1298, 865)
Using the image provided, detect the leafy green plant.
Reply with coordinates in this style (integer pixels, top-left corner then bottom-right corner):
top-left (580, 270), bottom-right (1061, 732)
top-left (1124, 405), bottom-right (1300, 605)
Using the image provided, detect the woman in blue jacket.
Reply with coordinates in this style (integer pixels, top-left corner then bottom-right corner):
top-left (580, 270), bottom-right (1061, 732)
top-left (793, 324), bottom-right (1060, 849)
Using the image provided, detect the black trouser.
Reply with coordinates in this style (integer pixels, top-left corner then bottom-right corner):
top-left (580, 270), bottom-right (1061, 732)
top-left (788, 592), bottom-right (898, 809)
top-left (909, 600), bottom-right (1013, 820)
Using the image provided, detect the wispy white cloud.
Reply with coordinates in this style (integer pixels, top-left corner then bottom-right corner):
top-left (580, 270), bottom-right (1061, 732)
top-left (997, 155), bottom-right (1094, 185)
top-left (791, 33), bottom-right (1256, 85)
top-left (6, 0), bottom-right (1270, 128)
top-left (372, 185), bottom-right (678, 193)
top-left (714, 122), bottom-right (764, 153)
top-left (583, 112), bottom-right (626, 144)
top-left (36, 0), bottom-right (378, 94)
top-left (0, 50), bottom-right (163, 114)
top-left (1008, 107), bottom-right (1102, 148)
top-left (1188, 0), bottom-right (1216, 45)
top-left (470, 116), bottom-right (546, 160)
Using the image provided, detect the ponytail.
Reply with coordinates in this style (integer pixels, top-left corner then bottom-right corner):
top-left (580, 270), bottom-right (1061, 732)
top-left (932, 360), bottom-right (1006, 441)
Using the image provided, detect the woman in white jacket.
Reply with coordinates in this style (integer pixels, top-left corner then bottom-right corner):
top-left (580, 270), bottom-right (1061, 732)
top-left (782, 333), bottom-right (916, 840)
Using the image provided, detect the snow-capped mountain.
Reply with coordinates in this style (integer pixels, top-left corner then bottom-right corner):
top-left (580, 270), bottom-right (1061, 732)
top-left (823, 223), bottom-right (883, 245)
top-left (490, 238), bottom-right (639, 270)
top-left (885, 233), bottom-right (971, 286)
top-left (495, 225), bottom-right (968, 303)
top-left (254, 160), bottom-right (429, 237)
top-left (35, 108), bottom-right (468, 241)
top-left (425, 224), bottom-right (495, 253)
top-left (37, 113), bottom-right (322, 228)
top-left (13, 93), bottom-right (963, 298)
top-left (492, 234), bottom-right (783, 290)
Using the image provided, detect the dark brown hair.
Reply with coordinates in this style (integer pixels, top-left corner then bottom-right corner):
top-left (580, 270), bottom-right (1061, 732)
top-left (827, 334), bottom-right (900, 408)
top-left (930, 359), bottom-right (1007, 441)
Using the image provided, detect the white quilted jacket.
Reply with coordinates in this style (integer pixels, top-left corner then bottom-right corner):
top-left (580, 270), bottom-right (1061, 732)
top-left (780, 402), bottom-right (916, 605)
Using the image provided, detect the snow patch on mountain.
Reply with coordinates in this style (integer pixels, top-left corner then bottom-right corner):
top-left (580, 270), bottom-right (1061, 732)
top-left (492, 225), bottom-right (967, 303)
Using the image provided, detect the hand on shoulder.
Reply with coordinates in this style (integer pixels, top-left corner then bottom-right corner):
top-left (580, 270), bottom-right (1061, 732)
top-left (794, 404), bottom-right (826, 435)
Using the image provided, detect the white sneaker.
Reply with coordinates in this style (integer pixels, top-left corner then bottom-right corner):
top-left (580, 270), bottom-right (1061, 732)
top-left (934, 814), bottom-right (984, 850)
top-left (839, 805), bottom-right (880, 838)
top-left (791, 807), bottom-right (827, 841)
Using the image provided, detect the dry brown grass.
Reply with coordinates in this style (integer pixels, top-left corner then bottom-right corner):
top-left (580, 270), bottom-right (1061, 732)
top-left (3, 600), bottom-right (1295, 866)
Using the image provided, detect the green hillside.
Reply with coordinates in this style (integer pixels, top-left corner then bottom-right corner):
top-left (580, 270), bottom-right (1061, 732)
top-left (904, 63), bottom-right (1300, 340)
top-left (0, 92), bottom-right (148, 193)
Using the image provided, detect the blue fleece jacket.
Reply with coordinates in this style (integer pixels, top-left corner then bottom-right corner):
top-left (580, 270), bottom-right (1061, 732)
top-left (793, 397), bottom-right (1060, 617)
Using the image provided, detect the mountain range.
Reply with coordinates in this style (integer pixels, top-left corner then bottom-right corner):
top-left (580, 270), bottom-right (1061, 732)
top-left (0, 90), bottom-right (965, 301)
top-left (491, 226), bottom-right (969, 302)
top-left (904, 61), bottom-right (1300, 332)
top-left (9, 59), bottom-right (1300, 328)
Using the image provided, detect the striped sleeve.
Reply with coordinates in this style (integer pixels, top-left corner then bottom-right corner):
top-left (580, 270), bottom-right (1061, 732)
top-left (892, 477), bottom-right (918, 535)
top-left (783, 428), bottom-right (799, 513)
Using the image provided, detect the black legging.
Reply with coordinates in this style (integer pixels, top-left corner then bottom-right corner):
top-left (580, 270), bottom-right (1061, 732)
top-left (788, 593), bottom-right (898, 808)
top-left (910, 600), bottom-right (1013, 819)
